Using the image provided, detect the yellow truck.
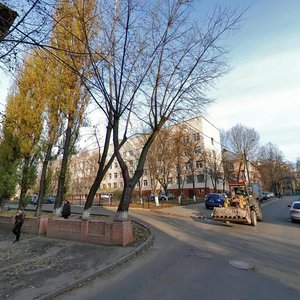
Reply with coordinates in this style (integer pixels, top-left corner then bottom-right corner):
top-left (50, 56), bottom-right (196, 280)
top-left (211, 182), bottom-right (263, 226)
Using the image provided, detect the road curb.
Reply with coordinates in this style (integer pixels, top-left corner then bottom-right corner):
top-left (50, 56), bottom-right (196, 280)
top-left (40, 222), bottom-right (154, 300)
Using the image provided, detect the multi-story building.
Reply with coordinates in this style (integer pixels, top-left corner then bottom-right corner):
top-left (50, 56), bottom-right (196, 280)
top-left (67, 116), bottom-right (224, 200)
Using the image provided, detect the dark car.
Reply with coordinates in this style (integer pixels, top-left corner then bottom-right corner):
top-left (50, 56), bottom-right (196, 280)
top-left (44, 195), bottom-right (55, 204)
top-left (204, 193), bottom-right (226, 209)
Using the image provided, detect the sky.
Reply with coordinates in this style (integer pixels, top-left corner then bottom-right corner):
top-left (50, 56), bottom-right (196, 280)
top-left (200, 0), bottom-right (300, 162)
top-left (1, 0), bottom-right (300, 162)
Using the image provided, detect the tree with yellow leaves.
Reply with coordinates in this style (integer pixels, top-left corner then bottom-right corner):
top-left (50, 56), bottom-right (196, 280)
top-left (4, 50), bottom-right (46, 207)
top-left (47, 0), bottom-right (99, 215)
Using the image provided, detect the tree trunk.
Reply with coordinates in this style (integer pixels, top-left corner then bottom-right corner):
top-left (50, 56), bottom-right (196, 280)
top-left (83, 121), bottom-right (116, 218)
top-left (55, 114), bottom-right (73, 214)
top-left (115, 184), bottom-right (135, 219)
top-left (35, 143), bottom-right (53, 217)
top-left (19, 157), bottom-right (30, 209)
top-left (192, 174), bottom-right (196, 202)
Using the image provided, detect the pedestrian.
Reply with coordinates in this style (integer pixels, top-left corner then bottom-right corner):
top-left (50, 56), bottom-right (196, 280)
top-left (62, 200), bottom-right (71, 219)
top-left (12, 208), bottom-right (25, 243)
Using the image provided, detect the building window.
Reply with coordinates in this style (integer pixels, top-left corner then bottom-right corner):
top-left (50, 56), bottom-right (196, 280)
top-left (119, 182), bottom-right (123, 188)
top-left (197, 174), bottom-right (205, 183)
top-left (143, 179), bottom-right (148, 186)
top-left (213, 150), bottom-right (216, 159)
top-left (113, 183), bottom-right (117, 188)
top-left (114, 173), bottom-right (118, 178)
top-left (168, 177), bottom-right (173, 184)
top-left (193, 132), bottom-right (200, 141)
top-left (195, 146), bottom-right (201, 154)
top-left (211, 137), bottom-right (214, 145)
top-left (196, 161), bottom-right (203, 168)
top-left (185, 162), bottom-right (192, 170)
top-left (183, 135), bottom-right (189, 144)
top-left (187, 175), bottom-right (194, 183)
top-left (109, 173), bottom-right (112, 179)
top-left (108, 183), bottom-right (111, 188)
top-left (114, 162), bottom-right (118, 168)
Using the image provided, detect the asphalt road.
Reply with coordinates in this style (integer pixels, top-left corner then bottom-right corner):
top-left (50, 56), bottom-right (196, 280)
top-left (56, 196), bottom-right (300, 300)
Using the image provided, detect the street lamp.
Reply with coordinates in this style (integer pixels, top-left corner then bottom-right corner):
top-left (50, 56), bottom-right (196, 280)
top-left (0, 3), bottom-right (18, 41)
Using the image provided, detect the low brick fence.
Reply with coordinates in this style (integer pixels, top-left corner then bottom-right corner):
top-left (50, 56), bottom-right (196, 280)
top-left (47, 217), bottom-right (133, 246)
top-left (0, 215), bottom-right (48, 235)
top-left (0, 215), bottom-right (133, 246)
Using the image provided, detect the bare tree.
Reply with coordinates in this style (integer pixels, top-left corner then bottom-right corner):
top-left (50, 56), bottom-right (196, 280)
top-left (256, 142), bottom-right (292, 195)
top-left (2, 0), bottom-right (245, 219)
top-left (222, 124), bottom-right (260, 182)
top-left (89, 0), bottom-right (245, 219)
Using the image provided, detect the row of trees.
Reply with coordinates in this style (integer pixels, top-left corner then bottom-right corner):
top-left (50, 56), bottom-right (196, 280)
top-left (221, 124), bottom-right (297, 195)
top-left (1, 0), bottom-right (246, 218)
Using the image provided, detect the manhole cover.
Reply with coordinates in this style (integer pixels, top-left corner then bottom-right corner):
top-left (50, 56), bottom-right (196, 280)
top-left (195, 252), bottom-right (213, 259)
top-left (229, 260), bottom-right (253, 270)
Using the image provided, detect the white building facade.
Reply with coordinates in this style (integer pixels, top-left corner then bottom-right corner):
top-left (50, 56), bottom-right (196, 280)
top-left (67, 116), bottom-right (224, 201)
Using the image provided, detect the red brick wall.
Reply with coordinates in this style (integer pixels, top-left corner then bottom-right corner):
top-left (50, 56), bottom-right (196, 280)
top-left (47, 217), bottom-right (133, 246)
top-left (0, 215), bottom-right (133, 246)
top-left (0, 216), bottom-right (48, 235)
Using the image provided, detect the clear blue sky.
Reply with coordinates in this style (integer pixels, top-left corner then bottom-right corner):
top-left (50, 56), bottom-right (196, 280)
top-left (1, 0), bottom-right (300, 162)
top-left (199, 0), bottom-right (300, 162)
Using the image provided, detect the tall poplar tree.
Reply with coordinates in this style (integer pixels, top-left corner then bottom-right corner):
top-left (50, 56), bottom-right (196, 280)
top-left (49, 0), bottom-right (99, 215)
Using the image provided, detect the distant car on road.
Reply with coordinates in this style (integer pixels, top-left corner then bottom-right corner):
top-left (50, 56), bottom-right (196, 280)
top-left (204, 193), bottom-right (226, 209)
top-left (288, 201), bottom-right (300, 223)
top-left (261, 192), bottom-right (271, 201)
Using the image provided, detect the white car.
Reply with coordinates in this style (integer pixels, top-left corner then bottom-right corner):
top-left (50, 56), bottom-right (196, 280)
top-left (288, 201), bottom-right (300, 223)
top-left (100, 193), bottom-right (112, 200)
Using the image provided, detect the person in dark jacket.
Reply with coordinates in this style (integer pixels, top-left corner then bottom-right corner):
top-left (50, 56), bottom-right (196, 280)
top-left (62, 200), bottom-right (71, 219)
top-left (12, 208), bottom-right (25, 243)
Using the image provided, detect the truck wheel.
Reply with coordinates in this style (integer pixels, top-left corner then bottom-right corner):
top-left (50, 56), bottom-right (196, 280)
top-left (254, 203), bottom-right (263, 221)
top-left (250, 210), bottom-right (257, 226)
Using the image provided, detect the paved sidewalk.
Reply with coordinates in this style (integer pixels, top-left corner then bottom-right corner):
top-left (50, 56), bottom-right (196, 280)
top-left (0, 220), bottom-right (153, 300)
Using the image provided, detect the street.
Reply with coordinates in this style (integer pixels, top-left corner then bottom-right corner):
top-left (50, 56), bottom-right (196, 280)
top-left (56, 196), bottom-right (300, 300)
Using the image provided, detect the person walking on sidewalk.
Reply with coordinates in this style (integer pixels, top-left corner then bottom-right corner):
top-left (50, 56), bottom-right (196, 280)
top-left (12, 208), bottom-right (25, 243)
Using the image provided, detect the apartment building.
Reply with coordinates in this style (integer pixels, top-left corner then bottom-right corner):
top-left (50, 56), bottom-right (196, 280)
top-left (67, 116), bottom-right (224, 200)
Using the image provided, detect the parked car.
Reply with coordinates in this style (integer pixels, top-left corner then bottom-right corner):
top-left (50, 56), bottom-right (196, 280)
top-left (261, 192), bottom-right (271, 201)
top-left (100, 193), bottom-right (112, 200)
top-left (204, 193), bottom-right (226, 209)
top-left (288, 201), bottom-right (300, 223)
top-left (159, 193), bottom-right (175, 201)
top-left (44, 195), bottom-right (55, 204)
top-left (149, 192), bottom-right (175, 201)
